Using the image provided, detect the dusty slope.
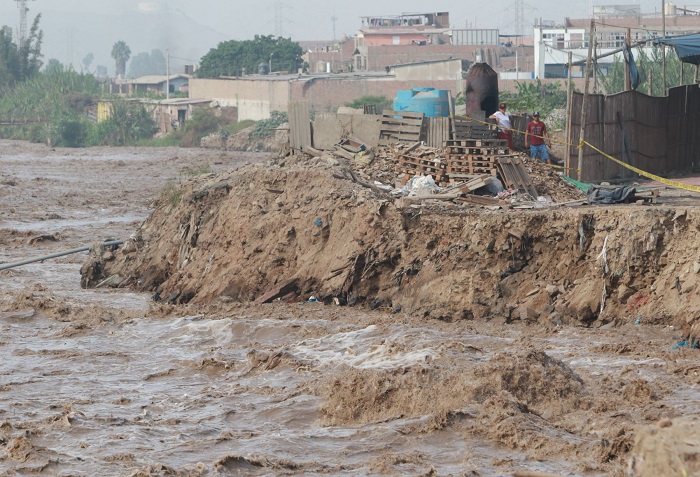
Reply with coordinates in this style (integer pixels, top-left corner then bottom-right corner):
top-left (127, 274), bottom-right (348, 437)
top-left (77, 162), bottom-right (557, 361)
top-left (86, 156), bottom-right (700, 342)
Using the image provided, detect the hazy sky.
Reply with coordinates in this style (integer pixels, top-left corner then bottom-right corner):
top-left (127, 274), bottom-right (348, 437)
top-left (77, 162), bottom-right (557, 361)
top-left (0, 0), bottom-right (676, 69)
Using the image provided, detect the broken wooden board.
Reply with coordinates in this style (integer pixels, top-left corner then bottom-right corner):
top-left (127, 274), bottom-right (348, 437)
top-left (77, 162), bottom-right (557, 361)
top-left (458, 174), bottom-right (492, 194)
top-left (454, 194), bottom-right (501, 206)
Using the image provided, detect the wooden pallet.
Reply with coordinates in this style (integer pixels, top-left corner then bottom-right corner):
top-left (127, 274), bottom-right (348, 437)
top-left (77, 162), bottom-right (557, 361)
top-left (449, 170), bottom-right (497, 179)
top-left (379, 110), bottom-right (425, 146)
top-left (445, 145), bottom-right (508, 156)
top-left (453, 118), bottom-right (499, 140)
top-left (446, 138), bottom-right (507, 148)
top-left (495, 156), bottom-right (538, 198)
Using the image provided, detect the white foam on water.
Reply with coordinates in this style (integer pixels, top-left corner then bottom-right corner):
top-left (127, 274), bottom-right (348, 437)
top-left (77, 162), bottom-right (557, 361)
top-left (290, 325), bottom-right (438, 369)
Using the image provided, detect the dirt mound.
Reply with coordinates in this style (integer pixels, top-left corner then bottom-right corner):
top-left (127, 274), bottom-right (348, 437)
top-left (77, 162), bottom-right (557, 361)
top-left (630, 417), bottom-right (700, 476)
top-left (81, 156), bottom-right (700, 334)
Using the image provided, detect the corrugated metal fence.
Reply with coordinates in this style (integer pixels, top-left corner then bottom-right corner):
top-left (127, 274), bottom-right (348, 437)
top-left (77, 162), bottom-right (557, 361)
top-left (568, 85), bottom-right (700, 182)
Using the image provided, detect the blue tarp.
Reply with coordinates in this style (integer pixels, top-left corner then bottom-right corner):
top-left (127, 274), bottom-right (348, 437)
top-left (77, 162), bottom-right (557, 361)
top-left (655, 33), bottom-right (700, 65)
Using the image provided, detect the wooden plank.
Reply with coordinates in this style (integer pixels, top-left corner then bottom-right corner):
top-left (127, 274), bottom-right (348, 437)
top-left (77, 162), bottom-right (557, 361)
top-left (454, 195), bottom-right (501, 206)
top-left (426, 117), bottom-right (450, 148)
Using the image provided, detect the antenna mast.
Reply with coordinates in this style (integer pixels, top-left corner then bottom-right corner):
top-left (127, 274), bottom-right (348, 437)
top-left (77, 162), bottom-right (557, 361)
top-left (331, 15), bottom-right (338, 41)
top-left (16, 0), bottom-right (33, 47)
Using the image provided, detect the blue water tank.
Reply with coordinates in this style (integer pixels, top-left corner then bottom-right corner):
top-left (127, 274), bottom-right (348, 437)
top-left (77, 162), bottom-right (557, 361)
top-left (393, 87), bottom-right (451, 117)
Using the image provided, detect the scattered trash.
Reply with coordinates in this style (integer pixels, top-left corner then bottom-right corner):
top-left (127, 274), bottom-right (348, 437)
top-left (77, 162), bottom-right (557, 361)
top-left (314, 217), bottom-right (323, 227)
top-left (307, 296), bottom-right (320, 303)
top-left (405, 175), bottom-right (439, 196)
top-left (635, 317), bottom-right (642, 325)
top-left (673, 339), bottom-right (699, 350)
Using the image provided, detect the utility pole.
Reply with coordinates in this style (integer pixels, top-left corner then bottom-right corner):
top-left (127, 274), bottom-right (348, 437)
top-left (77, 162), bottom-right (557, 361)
top-left (566, 51), bottom-right (573, 172)
top-left (578, 19), bottom-right (595, 182)
top-left (625, 28), bottom-right (631, 91)
top-left (166, 49), bottom-right (170, 100)
top-left (662, 0), bottom-right (667, 95)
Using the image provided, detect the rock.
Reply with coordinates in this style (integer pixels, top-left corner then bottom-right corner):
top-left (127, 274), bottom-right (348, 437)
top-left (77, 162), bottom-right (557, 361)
top-left (102, 252), bottom-right (115, 261)
top-left (518, 306), bottom-right (540, 322)
top-left (694, 261), bottom-right (700, 274)
top-left (546, 284), bottom-right (560, 297)
top-left (526, 288), bottom-right (540, 297)
top-left (617, 284), bottom-right (636, 303)
top-left (549, 312), bottom-right (564, 326)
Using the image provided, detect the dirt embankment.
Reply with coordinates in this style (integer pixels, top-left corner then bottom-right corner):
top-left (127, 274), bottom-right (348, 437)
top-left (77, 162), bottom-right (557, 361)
top-left (83, 155), bottom-right (700, 341)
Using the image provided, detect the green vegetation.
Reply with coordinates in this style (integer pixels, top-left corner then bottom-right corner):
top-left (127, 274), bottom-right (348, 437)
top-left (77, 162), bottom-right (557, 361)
top-left (223, 119), bottom-right (256, 135)
top-left (179, 163), bottom-right (212, 179)
top-left (499, 79), bottom-right (569, 118)
top-left (0, 69), bottom-right (101, 145)
top-left (128, 49), bottom-right (166, 78)
top-left (197, 35), bottom-right (303, 78)
top-left (251, 111), bottom-right (287, 138)
top-left (0, 15), bottom-right (43, 89)
top-left (599, 46), bottom-right (698, 96)
top-left (87, 100), bottom-right (156, 146)
top-left (111, 40), bottom-right (131, 78)
top-left (173, 108), bottom-right (229, 147)
top-left (345, 95), bottom-right (392, 111)
top-left (159, 180), bottom-right (183, 208)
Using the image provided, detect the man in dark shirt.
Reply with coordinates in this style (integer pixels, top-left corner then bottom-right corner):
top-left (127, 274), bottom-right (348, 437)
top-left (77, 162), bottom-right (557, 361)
top-left (524, 112), bottom-right (552, 164)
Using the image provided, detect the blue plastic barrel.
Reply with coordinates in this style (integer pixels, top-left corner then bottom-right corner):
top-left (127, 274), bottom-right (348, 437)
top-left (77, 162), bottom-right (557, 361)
top-left (393, 87), bottom-right (451, 117)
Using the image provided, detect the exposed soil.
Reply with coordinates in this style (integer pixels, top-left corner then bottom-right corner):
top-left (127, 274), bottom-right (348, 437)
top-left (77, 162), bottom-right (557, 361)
top-left (1, 139), bottom-right (699, 476)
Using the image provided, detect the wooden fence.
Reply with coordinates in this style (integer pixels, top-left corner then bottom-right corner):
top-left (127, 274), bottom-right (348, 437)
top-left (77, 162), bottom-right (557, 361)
top-left (567, 85), bottom-right (700, 182)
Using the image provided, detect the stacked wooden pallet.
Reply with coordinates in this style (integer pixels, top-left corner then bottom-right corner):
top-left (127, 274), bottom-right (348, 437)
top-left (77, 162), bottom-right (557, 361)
top-left (395, 153), bottom-right (447, 184)
top-left (453, 117), bottom-right (499, 140)
top-left (379, 110), bottom-right (425, 146)
top-left (445, 138), bottom-right (509, 180)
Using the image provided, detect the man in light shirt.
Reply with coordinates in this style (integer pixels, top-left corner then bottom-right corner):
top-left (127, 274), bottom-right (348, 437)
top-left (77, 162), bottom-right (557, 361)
top-left (489, 102), bottom-right (513, 150)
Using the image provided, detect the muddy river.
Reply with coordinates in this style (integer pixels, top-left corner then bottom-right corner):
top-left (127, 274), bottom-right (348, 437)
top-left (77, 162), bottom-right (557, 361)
top-left (0, 141), bottom-right (698, 476)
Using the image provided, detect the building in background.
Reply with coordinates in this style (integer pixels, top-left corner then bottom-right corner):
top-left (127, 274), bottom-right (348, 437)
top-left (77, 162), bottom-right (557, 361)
top-left (535, 4), bottom-right (700, 79)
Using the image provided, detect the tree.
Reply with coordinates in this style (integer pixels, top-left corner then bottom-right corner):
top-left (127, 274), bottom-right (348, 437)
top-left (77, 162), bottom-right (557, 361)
top-left (128, 49), bottom-right (166, 78)
top-left (82, 53), bottom-right (94, 73)
top-left (44, 58), bottom-right (64, 73)
top-left (95, 65), bottom-right (108, 77)
top-left (0, 14), bottom-right (43, 89)
top-left (197, 35), bottom-right (303, 78)
top-left (111, 40), bottom-right (131, 78)
top-left (599, 46), bottom-right (698, 97)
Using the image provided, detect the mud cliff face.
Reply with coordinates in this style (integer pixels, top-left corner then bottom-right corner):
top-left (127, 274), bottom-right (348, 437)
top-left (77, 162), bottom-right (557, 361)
top-left (84, 160), bottom-right (700, 340)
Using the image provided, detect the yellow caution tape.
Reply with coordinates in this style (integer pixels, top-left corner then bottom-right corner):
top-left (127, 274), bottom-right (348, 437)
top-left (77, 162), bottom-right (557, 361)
top-left (584, 141), bottom-right (700, 193)
top-left (452, 114), bottom-right (699, 191)
top-left (451, 113), bottom-right (582, 172)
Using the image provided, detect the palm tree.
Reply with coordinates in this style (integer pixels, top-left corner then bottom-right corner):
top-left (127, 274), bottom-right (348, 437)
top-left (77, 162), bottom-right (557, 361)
top-left (111, 40), bottom-right (131, 78)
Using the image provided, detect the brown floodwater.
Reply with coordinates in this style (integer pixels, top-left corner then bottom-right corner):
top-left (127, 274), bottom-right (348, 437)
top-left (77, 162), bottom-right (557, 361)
top-left (0, 141), bottom-right (698, 476)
